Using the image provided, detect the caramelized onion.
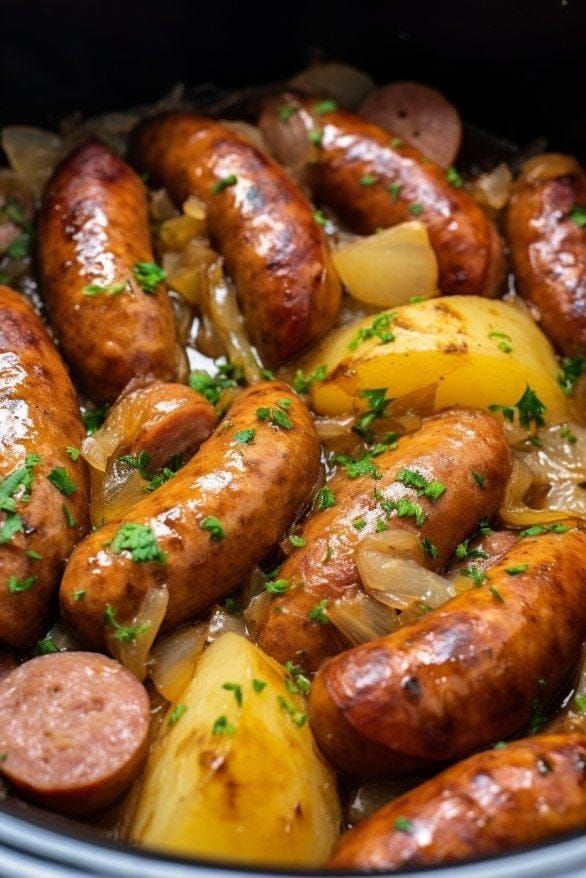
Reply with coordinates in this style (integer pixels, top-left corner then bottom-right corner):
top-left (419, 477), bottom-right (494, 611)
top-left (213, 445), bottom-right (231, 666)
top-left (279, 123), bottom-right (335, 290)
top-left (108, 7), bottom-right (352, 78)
top-left (328, 591), bottom-right (400, 646)
top-left (1, 127), bottom-right (64, 197)
top-left (469, 162), bottom-right (513, 211)
top-left (107, 586), bottom-right (169, 681)
top-left (500, 457), bottom-right (582, 526)
top-left (150, 623), bottom-right (206, 702)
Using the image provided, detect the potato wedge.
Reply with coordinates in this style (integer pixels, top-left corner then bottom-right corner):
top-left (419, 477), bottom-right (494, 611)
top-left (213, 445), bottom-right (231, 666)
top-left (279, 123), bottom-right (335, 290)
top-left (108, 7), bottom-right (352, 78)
top-left (127, 632), bottom-right (340, 866)
top-left (307, 296), bottom-right (568, 423)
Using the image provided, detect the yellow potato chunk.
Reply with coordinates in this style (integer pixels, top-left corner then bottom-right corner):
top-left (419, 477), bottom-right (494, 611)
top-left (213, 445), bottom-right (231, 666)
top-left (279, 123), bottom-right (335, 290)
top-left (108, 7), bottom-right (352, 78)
top-left (127, 632), bottom-right (340, 867)
top-left (307, 296), bottom-right (568, 423)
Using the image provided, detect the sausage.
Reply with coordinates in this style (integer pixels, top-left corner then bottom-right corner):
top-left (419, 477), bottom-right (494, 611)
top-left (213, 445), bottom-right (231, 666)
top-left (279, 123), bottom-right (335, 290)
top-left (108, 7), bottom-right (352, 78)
top-left (0, 652), bottom-right (150, 814)
top-left (61, 382), bottom-right (320, 650)
top-left (257, 409), bottom-right (511, 674)
top-left (329, 730), bottom-right (586, 871)
top-left (38, 138), bottom-right (178, 404)
top-left (128, 111), bottom-right (341, 366)
top-left (259, 94), bottom-right (504, 297)
top-left (506, 154), bottom-right (586, 356)
top-left (0, 286), bottom-right (89, 648)
top-left (309, 525), bottom-right (586, 776)
top-left (447, 528), bottom-right (519, 576)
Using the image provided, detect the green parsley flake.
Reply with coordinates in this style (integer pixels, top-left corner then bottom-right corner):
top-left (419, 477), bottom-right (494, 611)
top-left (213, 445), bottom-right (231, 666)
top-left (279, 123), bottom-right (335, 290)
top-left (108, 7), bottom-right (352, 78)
top-left (353, 388), bottom-right (392, 442)
top-left (409, 203), bottom-right (423, 216)
top-left (279, 105), bottom-right (296, 123)
top-left (48, 467), bottom-right (77, 496)
top-left (284, 661), bottom-right (311, 696)
top-left (489, 585), bottom-right (505, 602)
top-left (314, 99), bottom-right (338, 115)
top-left (212, 175), bottom-right (238, 194)
top-left (189, 362), bottom-right (244, 405)
top-left (313, 210), bottom-right (328, 227)
top-left (212, 715), bottom-right (235, 735)
top-left (505, 563), bottom-right (529, 576)
top-left (489, 385), bottom-right (546, 430)
top-left (201, 516), bottom-right (225, 542)
top-left (353, 517), bottom-right (367, 530)
top-left (26, 549), bottom-right (42, 560)
top-left (222, 682), bottom-right (243, 706)
top-left (309, 127), bottom-right (323, 146)
top-left (316, 487), bottom-right (336, 510)
top-left (334, 452), bottom-right (382, 480)
top-left (82, 405), bottom-right (109, 435)
top-left (421, 537), bottom-right (439, 559)
top-left (396, 497), bottom-right (427, 526)
top-left (308, 599), bottom-right (329, 626)
top-left (256, 406), bottom-right (292, 431)
top-left (66, 447), bottom-right (81, 461)
top-left (233, 429), bottom-right (256, 445)
top-left (348, 312), bottom-right (396, 351)
top-left (569, 205), bottom-right (586, 227)
top-left (360, 174), bottom-right (377, 186)
top-left (557, 357), bottom-right (585, 395)
top-left (252, 679), bottom-right (266, 693)
top-left (83, 281), bottom-right (127, 297)
top-left (111, 522), bottom-right (167, 563)
top-left (118, 451), bottom-right (151, 478)
top-left (471, 470), bottom-right (486, 488)
top-left (289, 534), bottom-right (306, 548)
top-left (294, 365), bottom-right (327, 395)
top-left (395, 468), bottom-right (446, 502)
top-left (168, 704), bottom-right (188, 725)
top-left (103, 604), bottom-right (151, 643)
top-left (446, 166), bottom-right (463, 188)
top-left (62, 505), bottom-right (77, 528)
top-left (520, 523), bottom-right (568, 538)
top-left (388, 182), bottom-right (402, 202)
top-left (36, 637), bottom-right (58, 655)
top-left (574, 694), bottom-right (586, 714)
top-left (73, 589), bottom-right (86, 601)
top-left (7, 575), bottom-right (36, 594)
top-left (277, 695), bottom-right (307, 727)
top-left (391, 137), bottom-right (404, 148)
top-left (265, 578), bottom-right (289, 594)
top-left (394, 817), bottom-right (412, 833)
top-left (132, 261), bottom-right (166, 294)
top-left (560, 424), bottom-right (577, 444)
top-left (460, 565), bottom-right (486, 586)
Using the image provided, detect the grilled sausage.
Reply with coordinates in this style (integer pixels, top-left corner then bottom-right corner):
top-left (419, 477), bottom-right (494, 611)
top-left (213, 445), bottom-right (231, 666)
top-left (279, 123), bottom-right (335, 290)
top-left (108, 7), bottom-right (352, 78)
top-left (0, 652), bottom-right (150, 814)
top-left (61, 382), bottom-right (320, 650)
top-left (128, 111), bottom-right (341, 366)
top-left (330, 730), bottom-right (586, 871)
top-left (0, 286), bottom-right (89, 648)
top-left (39, 138), bottom-right (177, 403)
top-left (309, 525), bottom-right (586, 776)
top-left (259, 94), bottom-right (504, 297)
top-left (506, 154), bottom-right (586, 356)
top-left (257, 409), bottom-right (511, 674)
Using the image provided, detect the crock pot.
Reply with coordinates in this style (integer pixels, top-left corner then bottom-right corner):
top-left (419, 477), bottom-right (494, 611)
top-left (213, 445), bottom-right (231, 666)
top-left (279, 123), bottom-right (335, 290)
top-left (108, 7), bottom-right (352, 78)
top-left (0, 0), bottom-right (584, 874)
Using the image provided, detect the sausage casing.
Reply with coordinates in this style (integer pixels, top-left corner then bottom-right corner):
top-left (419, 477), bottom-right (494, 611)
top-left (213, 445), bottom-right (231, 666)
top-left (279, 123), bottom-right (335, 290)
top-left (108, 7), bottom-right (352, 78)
top-left (260, 94), bottom-right (504, 297)
top-left (330, 730), bottom-right (586, 871)
top-left (309, 526), bottom-right (586, 776)
top-left (60, 382), bottom-right (320, 649)
top-left (258, 409), bottom-right (511, 674)
top-left (39, 138), bottom-right (177, 403)
top-left (506, 154), bottom-right (586, 356)
top-left (0, 286), bottom-right (89, 647)
top-left (128, 111), bottom-right (341, 365)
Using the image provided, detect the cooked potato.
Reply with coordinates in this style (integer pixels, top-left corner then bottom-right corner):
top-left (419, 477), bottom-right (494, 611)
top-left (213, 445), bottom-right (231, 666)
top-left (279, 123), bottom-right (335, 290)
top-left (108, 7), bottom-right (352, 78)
top-left (306, 296), bottom-right (568, 423)
top-left (127, 632), bottom-right (340, 866)
top-left (332, 222), bottom-right (439, 307)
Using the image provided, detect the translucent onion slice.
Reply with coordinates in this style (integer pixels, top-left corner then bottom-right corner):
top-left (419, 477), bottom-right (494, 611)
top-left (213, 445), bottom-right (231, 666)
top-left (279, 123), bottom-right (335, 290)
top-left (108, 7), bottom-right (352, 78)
top-left (288, 62), bottom-right (375, 110)
top-left (328, 591), bottom-right (401, 646)
top-left (150, 623), bottom-right (207, 703)
top-left (332, 222), bottom-right (439, 308)
top-left (499, 457), bottom-right (581, 527)
top-left (1, 126), bottom-right (64, 197)
top-left (469, 162), bottom-right (513, 211)
top-left (107, 586), bottom-right (169, 681)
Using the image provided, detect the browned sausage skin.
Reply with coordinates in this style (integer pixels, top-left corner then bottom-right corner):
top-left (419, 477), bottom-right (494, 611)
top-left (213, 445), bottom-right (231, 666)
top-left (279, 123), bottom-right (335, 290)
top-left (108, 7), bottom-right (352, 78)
top-left (0, 652), bottom-right (150, 814)
top-left (61, 382), bottom-right (320, 650)
top-left (257, 409), bottom-right (511, 674)
top-left (259, 93), bottom-right (504, 297)
top-left (309, 526), bottom-right (586, 777)
top-left (506, 154), bottom-right (586, 356)
top-left (0, 286), bottom-right (89, 648)
top-left (39, 138), bottom-right (177, 404)
top-left (128, 111), bottom-right (342, 366)
top-left (330, 730), bottom-right (586, 871)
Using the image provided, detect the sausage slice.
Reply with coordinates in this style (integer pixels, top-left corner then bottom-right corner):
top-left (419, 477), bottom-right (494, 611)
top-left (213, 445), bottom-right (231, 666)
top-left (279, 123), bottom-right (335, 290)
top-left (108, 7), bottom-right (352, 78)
top-left (0, 652), bottom-right (150, 814)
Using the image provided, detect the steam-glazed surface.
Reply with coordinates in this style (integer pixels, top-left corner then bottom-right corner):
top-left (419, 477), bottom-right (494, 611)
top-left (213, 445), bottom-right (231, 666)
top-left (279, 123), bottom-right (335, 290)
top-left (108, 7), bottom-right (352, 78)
top-left (129, 111), bottom-right (341, 365)
top-left (39, 138), bottom-right (177, 403)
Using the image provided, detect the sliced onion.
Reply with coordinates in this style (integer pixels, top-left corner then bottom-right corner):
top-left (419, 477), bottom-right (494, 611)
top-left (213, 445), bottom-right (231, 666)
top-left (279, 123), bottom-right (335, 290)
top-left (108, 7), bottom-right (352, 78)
top-left (107, 586), bottom-right (169, 681)
top-left (1, 127), bottom-right (64, 198)
top-left (469, 162), bottom-right (513, 211)
top-left (499, 457), bottom-right (580, 527)
top-left (356, 532), bottom-right (455, 611)
top-left (221, 120), bottom-right (268, 153)
top-left (332, 222), bottom-right (439, 308)
top-left (150, 623), bottom-right (206, 702)
top-left (328, 591), bottom-right (400, 646)
top-left (288, 62), bottom-right (375, 110)
top-left (206, 605), bottom-right (247, 643)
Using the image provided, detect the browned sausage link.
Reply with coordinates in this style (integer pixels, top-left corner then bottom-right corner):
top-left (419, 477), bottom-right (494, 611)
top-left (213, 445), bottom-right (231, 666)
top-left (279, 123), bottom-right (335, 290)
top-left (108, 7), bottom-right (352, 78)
top-left (0, 652), bottom-right (150, 814)
top-left (257, 409), bottom-right (511, 674)
top-left (128, 111), bottom-right (341, 366)
top-left (506, 154), bottom-right (586, 356)
top-left (60, 382), bottom-right (320, 650)
top-left (259, 94), bottom-right (504, 297)
top-left (39, 138), bottom-right (177, 404)
top-left (329, 731), bottom-right (586, 871)
top-left (0, 286), bottom-right (89, 648)
top-left (447, 528), bottom-right (519, 576)
top-left (309, 526), bottom-right (586, 777)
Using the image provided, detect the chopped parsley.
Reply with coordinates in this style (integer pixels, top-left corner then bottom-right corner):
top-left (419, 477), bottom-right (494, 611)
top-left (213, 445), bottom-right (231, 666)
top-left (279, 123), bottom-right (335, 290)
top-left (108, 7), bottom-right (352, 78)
top-left (252, 679), bottom-right (266, 693)
top-left (574, 694), bottom-right (586, 714)
top-left (265, 578), bottom-right (289, 594)
top-left (82, 404), bottom-right (109, 435)
top-left (294, 364), bottom-right (327, 395)
top-left (284, 661), bottom-right (311, 696)
top-left (279, 104), bottom-right (296, 123)
top-left (313, 209), bottom-right (328, 227)
top-left (471, 470), bottom-right (486, 488)
top-left (168, 704), bottom-right (188, 725)
top-left (7, 575), bottom-right (36, 594)
top-left (489, 585), bottom-right (505, 602)
top-left (26, 549), bottom-right (42, 560)
top-left (256, 402), bottom-right (293, 430)
top-left (353, 388), bottom-right (392, 442)
top-left (455, 540), bottom-right (488, 561)
top-left (62, 504), bottom-right (76, 528)
top-left (421, 537), bottom-right (439, 559)
top-left (316, 486), bottom-right (336, 510)
top-left (111, 522), bottom-right (167, 563)
top-left (395, 468), bottom-right (446, 502)
top-left (212, 715), bottom-right (235, 735)
top-left (505, 563), bottom-right (529, 576)
top-left (334, 452), bottom-right (382, 480)
top-left (560, 424), bottom-right (577, 444)
top-left (72, 588), bottom-right (86, 601)
top-left (289, 534), bottom-right (306, 548)
top-left (520, 523), bottom-right (568, 538)
top-left (309, 127), bottom-right (323, 146)
top-left (557, 357), bottom-right (585, 395)
top-left (189, 361), bottom-right (245, 405)
top-left (409, 203), bottom-right (423, 216)
top-left (308, 599), bottom-right (329, 626)
top-left (277, 695), bottom-right (307, 727)
top-left (6, 233), bottom-right (32, 261)
top-left (528, 698), bottom-right (547, 734)
top-left (348, 312), bottom-right (396, 351)
top-left (360, 174), bottom-right (377, 186)
top-left (446, 166), bottom-right (463, 188)
top-left (48, 467), bottom-right (77, 496)
top-left (395, 497), bottom-right (427, 526)
top-left (478, 518), bottom-right (494, 536)
top-left (118, 450), bottom-right (151, 477)
top-left (103, 604), bottom-right (150, 643)
top-left (460, 566), bottom-right (486, 586)
top-left (66, 447), bottom-right (81, 461)
top-left (488, 331), bottom-right (513, 354)
top-left (211, 174), bottom-right (238, 194)
top-left (83, 281), bottom-right (127, 297)
top-left (36, 636), bottom-right (58, 655)
top-left (314, 99), bottom-right (338, 115)
top-left (388, 182), bottom-right (402, 202)
top-left (233, 428), bottom-right (256, 445)
top-left (391, 137), bottom-right (404, 148)
top-left (489, 385), bottom-right (546, 430)
top-left (222, 682), bottom-right (243, 707)
top-left (394, 817), bottom-right (412, 833)
top-left (569, 205), bottom-right (586, 227)
top-left (353, 517), bottom-right (367, 530)
top-left (201, 516), bottom-right (225, 542)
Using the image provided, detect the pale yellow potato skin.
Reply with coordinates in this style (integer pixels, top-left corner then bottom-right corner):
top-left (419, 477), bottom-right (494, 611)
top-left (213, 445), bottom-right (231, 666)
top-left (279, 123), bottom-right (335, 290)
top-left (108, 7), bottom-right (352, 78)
top-left (307, 296), bottom-right (568, 422)
top-left (127, 633), bottom-right (341, 866)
